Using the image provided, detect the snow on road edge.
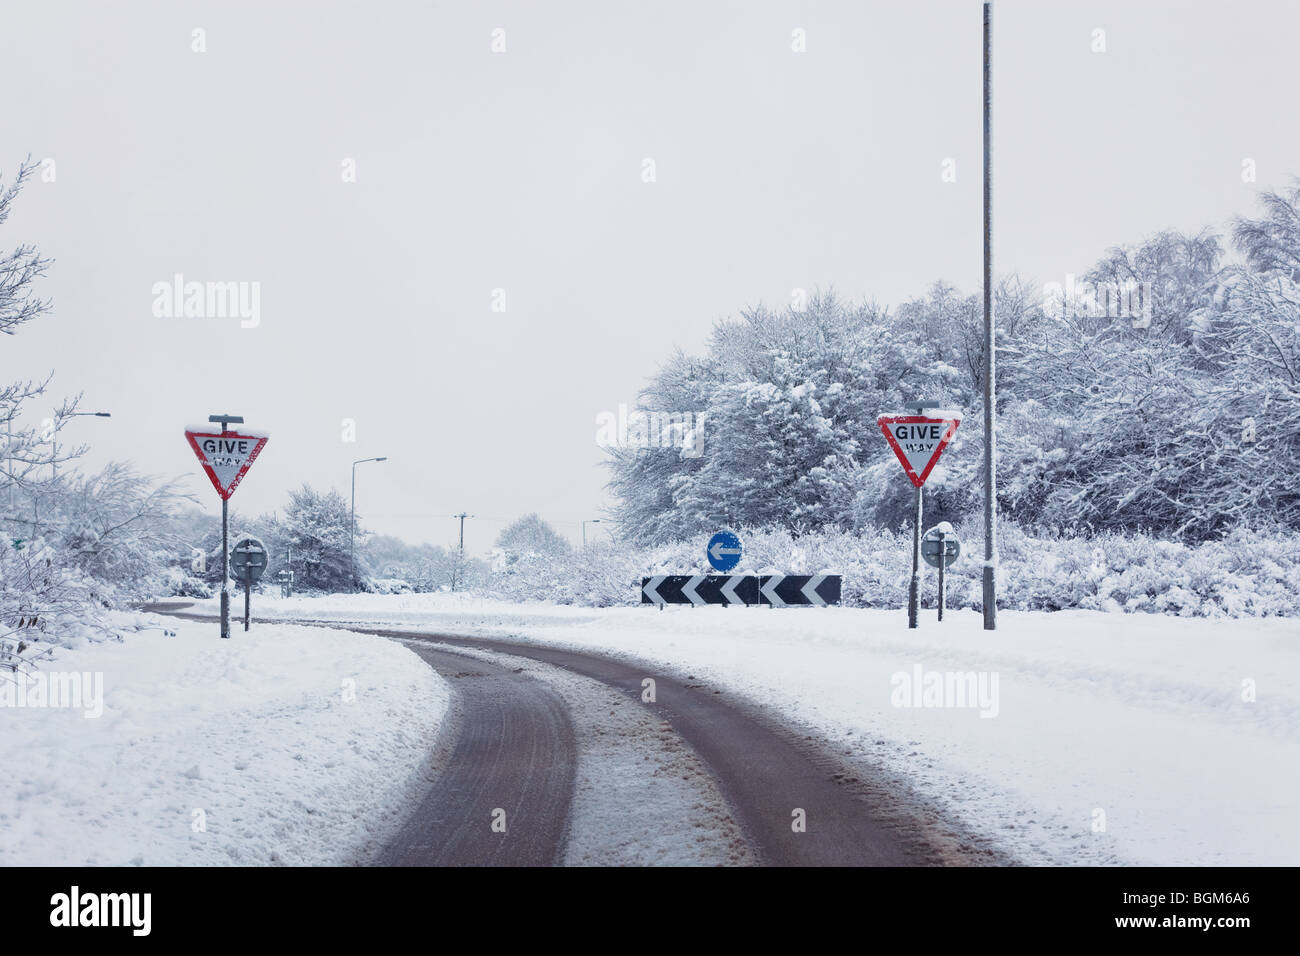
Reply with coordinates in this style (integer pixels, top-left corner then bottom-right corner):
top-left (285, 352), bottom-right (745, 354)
top-left (0, 613), bottom-right (449, 866)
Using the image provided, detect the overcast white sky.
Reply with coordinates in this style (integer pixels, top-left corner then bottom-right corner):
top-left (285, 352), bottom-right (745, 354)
top-left (3, 0), bottom-right (1297, 554)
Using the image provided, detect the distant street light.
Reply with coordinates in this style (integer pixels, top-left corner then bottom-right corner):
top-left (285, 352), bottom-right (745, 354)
top-left (351, 457), bottom-right (387, 591)
top-left (52, 410), bottom-right (111, 478)
top-left (582, 518), bottom-right (601, 548)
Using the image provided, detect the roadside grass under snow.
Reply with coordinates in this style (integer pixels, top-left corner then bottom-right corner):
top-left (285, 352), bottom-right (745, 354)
top-left (0, 613), bottom-right (447, 866)
top-left (217, 590), bottom-right (1300, 867)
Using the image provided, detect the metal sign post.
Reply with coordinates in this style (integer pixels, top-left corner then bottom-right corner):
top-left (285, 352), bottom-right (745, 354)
top-left (909, 485), bottom-right (922, 628)
top-left (222, 494), bottom-right (229, 639)
top-left (937, 527), bottom-right (947, 621)
top-left (210, 415), bottom-right (242, 640)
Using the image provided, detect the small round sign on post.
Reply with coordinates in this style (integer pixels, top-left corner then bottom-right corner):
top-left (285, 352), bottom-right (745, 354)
top-left (229, 535), bottom-right (269, 631)
top-left (921, 523), bottom-right (961, 569)
top-left (921, 523), bottom-right (960, 622)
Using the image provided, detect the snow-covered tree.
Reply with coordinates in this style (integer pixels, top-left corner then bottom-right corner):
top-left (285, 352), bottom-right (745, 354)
top-left (282, 484), bottom-right (357, 592)
top-left (2, 157), bottom-right (94, 532)
top-left (0, 157), bottom-right (142, 649)
top-left (365, 534), bottom-right (466, 591)
top-left (495, 513), bottom-right (570, 562)
top-left (607, 195), bottom-right (1300, 544)
top-left (608, 292), bottom-right (962, 542)
top-left (44, 463), bottom-right (192, 594)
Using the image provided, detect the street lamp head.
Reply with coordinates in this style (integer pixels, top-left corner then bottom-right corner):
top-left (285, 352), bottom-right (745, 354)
top-left (375, 457), bottom-right (387, 462)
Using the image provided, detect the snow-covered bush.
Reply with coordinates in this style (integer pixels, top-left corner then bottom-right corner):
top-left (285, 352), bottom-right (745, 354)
top-left (0, 536), bottom-right (123, 658)
top-left (368, 578), bottom-right (413, 595)
top-left (157, 567), bottom-right (212, 599)
top-left (483, 523), bottom-right (1300, 617)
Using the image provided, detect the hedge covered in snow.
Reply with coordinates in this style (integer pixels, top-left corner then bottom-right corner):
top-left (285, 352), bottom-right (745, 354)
top-left (486, 523), bottom-right (1300, 617)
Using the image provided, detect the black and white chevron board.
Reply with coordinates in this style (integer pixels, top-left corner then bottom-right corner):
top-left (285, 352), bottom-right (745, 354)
top-left (640, 573), bottom-right (841, 607)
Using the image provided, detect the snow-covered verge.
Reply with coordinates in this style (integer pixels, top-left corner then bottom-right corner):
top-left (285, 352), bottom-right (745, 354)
top-left (0, 612), bottom-right (448, 866)
top-left (222, 591), bottom-right (1300, 866)
top-left (486, 524), bottom-right (1300, 617)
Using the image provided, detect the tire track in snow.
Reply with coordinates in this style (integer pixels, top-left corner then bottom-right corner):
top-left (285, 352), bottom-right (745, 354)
top-left (377, 644), bottom-right (577, 866)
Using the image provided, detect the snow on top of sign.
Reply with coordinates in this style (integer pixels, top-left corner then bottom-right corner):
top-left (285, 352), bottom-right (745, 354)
top-left (879, 409), bottom-right (963, 420)
top-left (184, 425), bottom-right (271, 438)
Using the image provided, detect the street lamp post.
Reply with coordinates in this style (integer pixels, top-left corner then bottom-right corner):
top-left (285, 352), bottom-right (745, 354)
top-left (351, 457), bottom-right (387, 592)
top-left (51, 411), bottom-right (111, 478)
top-left (981, 0), bottom-right (998, 630)
top-left (582, 518), bottom-right (601, 548)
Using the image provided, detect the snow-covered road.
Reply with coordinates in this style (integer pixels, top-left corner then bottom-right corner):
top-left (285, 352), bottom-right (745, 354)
top-left (210, 592), bottom-right (1300, 866)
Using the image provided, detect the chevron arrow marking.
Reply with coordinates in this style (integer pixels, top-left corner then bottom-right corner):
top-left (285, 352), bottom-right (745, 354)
top-left (642, 575), bottom-right (666, 606)
top-left (760, 574), bottom-right (785, 607)
top-left (801, 574), bottom-right (828, 606)
top-left (720, 575), bottom-right (745, 605)
top-left (682, 575), bottom-right (707, 607)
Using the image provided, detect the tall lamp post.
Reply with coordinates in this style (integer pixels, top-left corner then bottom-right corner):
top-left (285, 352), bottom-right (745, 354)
top-left (981, 0), bottom-right (998, 630)
top-left (582, 518), bottom-right (601, 548)
top-left (52, 410), bottom-right (111, 478)
top-left (351, 456), bottom-right (387, 591)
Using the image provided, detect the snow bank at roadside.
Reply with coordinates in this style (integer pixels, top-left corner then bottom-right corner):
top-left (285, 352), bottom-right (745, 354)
top-left (0, 613), bottom-right (448, 866)
top-left (220, 591), bottom-right (1300, 866)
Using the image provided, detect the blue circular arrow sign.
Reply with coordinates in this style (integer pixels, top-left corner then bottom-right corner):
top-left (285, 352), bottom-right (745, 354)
top-left (707, 531), bottom-right (742, 572)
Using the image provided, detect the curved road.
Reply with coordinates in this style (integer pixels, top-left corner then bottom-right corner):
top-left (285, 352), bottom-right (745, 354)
top-left (146, 605), bottom-right (987, 866)
top-left (378, 644), bottom-right (576, 866)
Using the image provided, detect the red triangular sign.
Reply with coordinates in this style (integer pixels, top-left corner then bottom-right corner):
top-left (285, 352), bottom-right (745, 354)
top-left (185, 429), bottom-right (269, 500)
top-left (877, 413), bottom-right (961, 488)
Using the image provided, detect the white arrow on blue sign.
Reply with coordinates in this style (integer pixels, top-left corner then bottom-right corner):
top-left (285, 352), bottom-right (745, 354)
top-left (707, 531), bottom-right (742, 572)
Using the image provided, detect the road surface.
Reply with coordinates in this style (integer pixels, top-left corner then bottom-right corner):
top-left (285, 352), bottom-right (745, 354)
top-left (145, 604), bottom-right (1000, 866)
top-left (376, 644), bottom-right (576, 865)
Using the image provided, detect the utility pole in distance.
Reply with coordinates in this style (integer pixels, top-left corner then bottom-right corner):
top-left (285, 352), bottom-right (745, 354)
top-left (451, 512), bottom-right (472, 591)
top-left (981, 0), bottom-right (999, 630)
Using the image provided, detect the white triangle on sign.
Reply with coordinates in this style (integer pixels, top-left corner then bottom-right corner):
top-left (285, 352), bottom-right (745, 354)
top-left (877, 413), bottom-right (961, 488)
top-left (185, 429), bottom-right (269, 500)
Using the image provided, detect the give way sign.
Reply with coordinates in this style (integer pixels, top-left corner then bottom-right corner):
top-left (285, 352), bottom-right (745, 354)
top-left (877, 412), bottom-right (961, 488)
top-left (184, 429), bottom-right (269, 500)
